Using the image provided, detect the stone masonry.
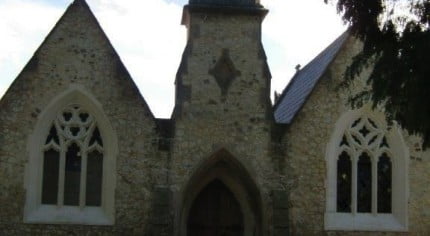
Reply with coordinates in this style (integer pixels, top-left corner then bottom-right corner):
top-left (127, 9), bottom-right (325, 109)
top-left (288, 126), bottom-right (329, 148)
top-left (0, 0), bottom-right (429, 235)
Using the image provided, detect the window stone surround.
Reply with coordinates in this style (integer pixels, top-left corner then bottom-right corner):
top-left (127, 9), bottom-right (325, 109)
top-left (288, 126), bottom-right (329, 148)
top-left (324, 107), bottom-right (409, 231)
top-left (24, 86), bottom-right (118, 225)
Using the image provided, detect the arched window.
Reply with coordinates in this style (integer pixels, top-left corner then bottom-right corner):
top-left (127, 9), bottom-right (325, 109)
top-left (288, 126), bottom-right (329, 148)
top-left (24, 87), bottom-right (117, 225)
top-left (42, 104), bottom-right (104, 207)
top-left (325, 108), bottom-right (408, 231)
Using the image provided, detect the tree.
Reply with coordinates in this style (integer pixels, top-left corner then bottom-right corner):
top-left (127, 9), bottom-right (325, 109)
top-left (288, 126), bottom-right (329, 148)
top-left (326, 0), bottom-right (430, 147)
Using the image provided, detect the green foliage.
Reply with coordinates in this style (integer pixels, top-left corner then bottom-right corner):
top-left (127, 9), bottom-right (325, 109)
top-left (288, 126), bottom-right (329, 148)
top-left (328, 0), bottom-right (430, 147)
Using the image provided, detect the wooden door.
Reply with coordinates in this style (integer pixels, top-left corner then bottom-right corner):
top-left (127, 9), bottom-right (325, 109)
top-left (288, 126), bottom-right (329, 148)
top-left (187, 179), bottom-right (244, 236)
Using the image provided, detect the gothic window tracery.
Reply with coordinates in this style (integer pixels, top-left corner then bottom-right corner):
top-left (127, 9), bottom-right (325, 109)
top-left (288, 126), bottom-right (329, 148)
top-left (336, 116), bottom-right (392, 214)
top-left (41, 104), bottom-right (104, 208)
top-left (325, 109), bottom-right (408, 231)
top-left (24, 88), bottom-right (116, 225)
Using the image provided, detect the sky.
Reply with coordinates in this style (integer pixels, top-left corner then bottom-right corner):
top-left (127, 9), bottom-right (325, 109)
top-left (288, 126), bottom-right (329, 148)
top-left (0, 0), bottom-right (346, 118)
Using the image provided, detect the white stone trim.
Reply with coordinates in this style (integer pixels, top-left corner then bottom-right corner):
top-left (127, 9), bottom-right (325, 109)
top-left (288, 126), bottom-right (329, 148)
top-left (325, 213), bottom-right (406, 231)
top-left (24, 85), bottom-right (118, 225)
top-left (25, 205), bottom-right (112, 225)
top-left (325, 106), bottom-right (409, 231)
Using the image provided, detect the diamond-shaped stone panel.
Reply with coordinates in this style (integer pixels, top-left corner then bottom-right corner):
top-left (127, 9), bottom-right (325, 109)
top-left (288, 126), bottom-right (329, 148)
top-left (209, 49), bottom-right (241, 96)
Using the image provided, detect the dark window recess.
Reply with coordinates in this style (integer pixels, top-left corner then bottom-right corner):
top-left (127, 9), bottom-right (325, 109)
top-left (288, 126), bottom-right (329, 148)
top-left (339, 135), bottom-right (349, 147)
top-left (368, 118), bottom-right (377, 128)
top-left (357, 152), bottom-right (372, 213)
top-left (351, 118), bottom-right (361, 128)
top-left (380, 136), bottom-right (389, 148)
top-left (351, 134), bottom-right (362, 145)
top-left (337, 151), bottom-right (352, 212)
top-left (63, 112), bottom-right (72, 121)
top-left (79, 113), bottom-right (89, 122)
top-left (89, 127), bottom-right (103, 146)
top-left (86, 151), bottom-right (103, 206)
top-left (368, 134), bottom-right (378, 145)
top-left (64, 143), bottom-right (81, 206)
top-left (41, 149), bottom-right (60, 204)
top-left (70, 126), bottom-right (80, 136)
top-left (378, 153), bottom-right (392, 213)
top-left (45, 125), bottom-right (59, 144)
top-left (359, 125), bottom-right (370, 137)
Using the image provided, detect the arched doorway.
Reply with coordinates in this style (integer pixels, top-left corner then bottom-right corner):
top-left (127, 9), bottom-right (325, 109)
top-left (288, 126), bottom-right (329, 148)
top-left (187, 179), bottom-right (244, 236)
top-left (178, 149), bottom-right (264, 236)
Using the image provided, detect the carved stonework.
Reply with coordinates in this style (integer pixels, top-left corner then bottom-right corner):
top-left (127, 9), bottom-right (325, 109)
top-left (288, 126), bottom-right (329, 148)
top-left (209, 49), bottom-right (241, 96)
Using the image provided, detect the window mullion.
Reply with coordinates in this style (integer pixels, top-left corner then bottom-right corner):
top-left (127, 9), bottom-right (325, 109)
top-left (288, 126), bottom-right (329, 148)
top-left (352, 152), bottom-right (358, 215)
top-left (80, 150), bottom-right (88, 209)
top-left (58, 149), bottom-right (66, 207)
top-left (372, 154), bottom-right (378, 215)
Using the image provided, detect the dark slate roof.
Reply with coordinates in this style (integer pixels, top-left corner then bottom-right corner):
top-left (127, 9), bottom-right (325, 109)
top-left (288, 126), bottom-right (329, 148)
top-left (273, 31), bottom-right (350, 124)
top-left (189, 0), bottom-right (260, 7)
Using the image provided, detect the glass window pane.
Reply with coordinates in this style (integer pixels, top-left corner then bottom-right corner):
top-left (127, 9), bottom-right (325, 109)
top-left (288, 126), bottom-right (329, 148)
top-left (357, 152), bottom-right (372, 213)
top-left (337, 151), bottom-right (352, 212)
top-left (378, 153), bottom-right (392, 213)
top-left (86, 151), bottom-right (103, 206)
top-left (41, 149), bottom-right (60, 205)
top-left (64, 143), bottom-right (81, 206)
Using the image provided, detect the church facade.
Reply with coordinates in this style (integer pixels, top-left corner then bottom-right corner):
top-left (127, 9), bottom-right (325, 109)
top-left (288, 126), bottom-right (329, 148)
top-left (0, 0), bottom-right (429, 235)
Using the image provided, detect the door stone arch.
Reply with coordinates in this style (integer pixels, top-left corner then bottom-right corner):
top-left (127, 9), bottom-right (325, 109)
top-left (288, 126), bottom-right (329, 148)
top-left (177, 149), bottom-right (263, 236)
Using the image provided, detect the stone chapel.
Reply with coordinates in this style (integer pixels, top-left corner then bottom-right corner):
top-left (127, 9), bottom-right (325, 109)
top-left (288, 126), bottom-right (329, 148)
top-left (0, 0), bottom-right (429, 235)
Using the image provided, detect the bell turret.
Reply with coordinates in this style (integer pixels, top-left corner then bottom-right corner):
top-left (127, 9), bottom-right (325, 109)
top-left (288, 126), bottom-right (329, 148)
top-left (174, 0), bottom-right (271, 120)
top-left (188, 0), bottom-right (262, 8)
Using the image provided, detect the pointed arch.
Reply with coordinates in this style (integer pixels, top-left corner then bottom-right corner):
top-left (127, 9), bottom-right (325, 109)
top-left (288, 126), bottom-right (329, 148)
top-left (325, 106), bottom-right (409, 231)
top-left (177, 149), bottom-right (264, 236)
top-left (24, 85), bottom-right (118, 225)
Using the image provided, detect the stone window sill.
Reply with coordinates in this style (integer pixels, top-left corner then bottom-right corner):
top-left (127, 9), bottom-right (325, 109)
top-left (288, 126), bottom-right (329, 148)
top-left (325, 212), bottom-right (407, 231)
top-left (24, 205), bottom-right (113, 225)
